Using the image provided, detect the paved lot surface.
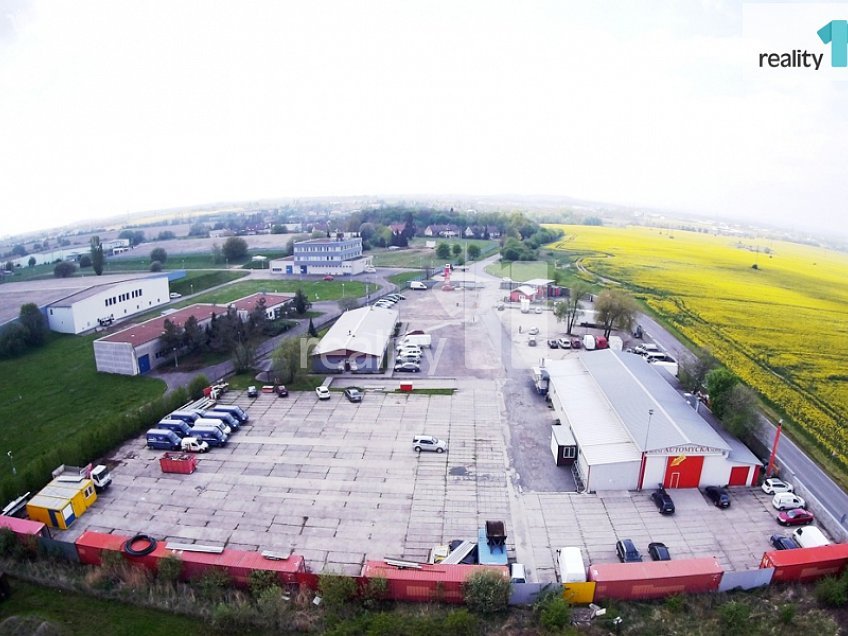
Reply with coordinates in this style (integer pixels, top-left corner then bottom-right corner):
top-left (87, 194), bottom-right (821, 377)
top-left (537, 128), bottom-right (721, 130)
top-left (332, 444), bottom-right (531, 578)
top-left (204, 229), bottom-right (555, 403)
top-left (59, 257), bottom-right (832, 581)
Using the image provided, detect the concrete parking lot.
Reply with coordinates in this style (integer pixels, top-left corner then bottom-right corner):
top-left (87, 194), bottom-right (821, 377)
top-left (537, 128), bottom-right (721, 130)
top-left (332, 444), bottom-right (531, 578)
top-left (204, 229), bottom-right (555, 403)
top-left (58, 265), bottom-right (832, 581)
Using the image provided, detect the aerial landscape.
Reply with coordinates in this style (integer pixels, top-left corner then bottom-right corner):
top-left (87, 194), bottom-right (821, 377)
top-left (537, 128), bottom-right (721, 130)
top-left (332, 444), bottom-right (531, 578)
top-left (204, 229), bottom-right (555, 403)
top-left (1, 1), bottom-right (848, 635)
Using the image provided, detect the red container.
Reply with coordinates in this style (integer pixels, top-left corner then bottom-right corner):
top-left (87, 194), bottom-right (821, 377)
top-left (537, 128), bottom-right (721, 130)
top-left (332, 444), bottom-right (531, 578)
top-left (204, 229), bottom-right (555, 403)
top-left (159, 453), bottom-right (197, 474)
top-left (75, 531), bottom-right (128, 566)
top-left (0, 515), bottom-right (48, 537)
top-left (760, 544), bottom-right (848, 583)
top-left (177, 549), bottom-right (228, 581)
top-left (589, 558), bottom-right (723, 601)
top-left (232, 551), bottom-right (307, 586)
top-left (362, 561), bottom-right (509, 604)
top-left (399, 383), bottom-right (413, 392)
top-left (203, 386), bottom-right (213, 397)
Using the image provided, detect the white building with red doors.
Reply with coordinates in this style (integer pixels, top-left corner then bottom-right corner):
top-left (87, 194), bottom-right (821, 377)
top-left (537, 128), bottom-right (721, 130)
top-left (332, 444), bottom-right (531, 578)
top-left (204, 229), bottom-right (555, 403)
top-left (545, 350), bottom-right (761, 492)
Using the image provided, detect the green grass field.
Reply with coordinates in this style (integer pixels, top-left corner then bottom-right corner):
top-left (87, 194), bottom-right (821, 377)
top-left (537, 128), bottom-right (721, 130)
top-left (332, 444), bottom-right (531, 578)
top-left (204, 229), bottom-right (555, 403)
top-left (167, 270), bottom-right (248, 296)
top-left (0, 334), bottom-right (165, 499)
top-left (173, 279), bottom-right (367, 306)
top-left (388, 271), bottom-right (425, 287)
top-left (0, 578), bottom-right (207, 635)
top-left (371, 238), bottom-right (499, 268)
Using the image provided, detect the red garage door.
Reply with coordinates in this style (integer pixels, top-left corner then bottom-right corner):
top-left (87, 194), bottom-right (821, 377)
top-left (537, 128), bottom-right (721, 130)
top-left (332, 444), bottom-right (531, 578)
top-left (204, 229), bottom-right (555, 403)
top-left (663, 455), bottom-right (704, 488)
top-left (728, 466), bottom-right (750, 486)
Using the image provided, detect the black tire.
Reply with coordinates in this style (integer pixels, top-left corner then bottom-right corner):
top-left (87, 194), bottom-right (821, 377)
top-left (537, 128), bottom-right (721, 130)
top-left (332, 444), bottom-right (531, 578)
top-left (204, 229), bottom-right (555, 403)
top-left (124, 533), bottom-right (157, 557)
top-left (414, 446), bottom-right (422, 453)
top-left (436, 448), bottom-right (444, 453)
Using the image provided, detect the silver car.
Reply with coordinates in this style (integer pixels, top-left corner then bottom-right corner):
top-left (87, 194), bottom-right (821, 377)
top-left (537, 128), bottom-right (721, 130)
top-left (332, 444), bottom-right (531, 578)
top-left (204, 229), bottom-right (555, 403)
top-left (412, 435), bottom-right (447, 453)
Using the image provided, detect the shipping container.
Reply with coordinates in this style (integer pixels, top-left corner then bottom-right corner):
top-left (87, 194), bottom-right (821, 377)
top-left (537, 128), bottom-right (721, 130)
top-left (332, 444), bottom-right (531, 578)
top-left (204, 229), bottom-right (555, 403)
top-left (225, 551), bottom-right (306, 586)
top-left (0, 515), bottom-right (48, 537)
top-left (26, 477), bottom-right (97, 529)
top-left (760, 544), bottom-right (848, 583)
top-left (75, 531), bottom-right (126, 565)
top-left (362, 561), bottom-right (509, 604)
top-left (589, 557), bottom-right (723, 601)
top-left (159, 453), bottom-right (198, 474)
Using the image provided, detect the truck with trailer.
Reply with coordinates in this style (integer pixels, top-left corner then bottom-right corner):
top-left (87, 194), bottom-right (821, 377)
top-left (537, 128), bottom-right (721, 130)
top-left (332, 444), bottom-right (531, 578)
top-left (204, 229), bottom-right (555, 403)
top-left (51, 463), bottom-right (112, 493)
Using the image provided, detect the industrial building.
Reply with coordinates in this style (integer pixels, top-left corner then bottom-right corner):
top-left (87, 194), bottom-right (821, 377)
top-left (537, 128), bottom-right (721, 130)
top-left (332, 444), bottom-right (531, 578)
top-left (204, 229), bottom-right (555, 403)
top-left (270, 235), bottom-right (370, 276)
top-left (311, 306), bottom-right (399, 373)
top-left (47, 275), bottom-right (171, 334)
top-left (545, 350), bottom-right (761, 491)
top-left (93, 293), bottom-right (293, 376)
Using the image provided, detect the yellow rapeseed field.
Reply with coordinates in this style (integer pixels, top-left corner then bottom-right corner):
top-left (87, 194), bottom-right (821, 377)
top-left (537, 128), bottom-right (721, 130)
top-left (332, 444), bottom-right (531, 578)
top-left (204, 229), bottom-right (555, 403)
top-left (548, 225), bottom-right (848, 466)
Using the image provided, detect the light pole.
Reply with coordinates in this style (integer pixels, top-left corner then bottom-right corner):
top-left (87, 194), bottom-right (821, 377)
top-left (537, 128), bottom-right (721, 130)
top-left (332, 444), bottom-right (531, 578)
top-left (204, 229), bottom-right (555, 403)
top-left (7, 450), bottom-right (16, 476)
top-left (173, 347), bottom-right (179, 368)
top-left (639, 409), bottom-right (654, 490)
top-left (342, 283), bottom-right (345, 300)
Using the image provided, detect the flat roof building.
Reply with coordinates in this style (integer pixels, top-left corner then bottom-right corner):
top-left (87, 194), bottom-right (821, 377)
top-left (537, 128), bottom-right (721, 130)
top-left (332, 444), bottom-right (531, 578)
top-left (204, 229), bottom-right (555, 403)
top-left (311, 306), bottom-right (398, 373)
top-left (271, 235), bottom-right (369, 276)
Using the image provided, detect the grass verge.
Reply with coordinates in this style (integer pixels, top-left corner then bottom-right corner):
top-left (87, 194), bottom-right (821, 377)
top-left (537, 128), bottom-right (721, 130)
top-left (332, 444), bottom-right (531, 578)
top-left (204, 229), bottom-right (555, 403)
top-left (172, 280), bottom-right (365, 306)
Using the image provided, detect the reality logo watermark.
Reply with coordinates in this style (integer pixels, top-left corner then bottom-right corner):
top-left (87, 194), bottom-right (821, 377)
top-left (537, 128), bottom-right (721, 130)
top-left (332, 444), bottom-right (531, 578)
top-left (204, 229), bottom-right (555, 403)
top-left (755, 9), bottom-right (848, 70)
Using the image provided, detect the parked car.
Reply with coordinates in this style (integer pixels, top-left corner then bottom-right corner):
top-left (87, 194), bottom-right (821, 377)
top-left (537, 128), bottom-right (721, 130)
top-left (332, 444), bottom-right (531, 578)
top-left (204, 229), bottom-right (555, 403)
top-left (615, 539), bottom-right (642, 563)
top-left (769, 534), bottom-right (800, 550)
top-left (651, 485), bottom-right (675, 515)
top-left (409, 280), bottom-right (427, 290)
top-left (534, 307), bottom-right (543, 314)
top-left (556, 337), bottom-right (572, 349)
top-left (762, 478), bottom-right (794, 495)
top-left (547, 339), bottom-right (559, 349)
top-left (364, 266), bottom-right (377, 273)
top-left (247, 385), bottom-right (258, 398)
top-left (323, 275), bottom-right (334, 281)
top-left (772, 493), bottom-right (805, 511)
top-left (169, 292), bottom-right (182, 299)
top-left (527, 327), bottom-right (540, 335)
top-left (497, 302), bottom-right (505, 310)
top-left (412, 435), bottom-right (447, 453)
top-left (778, 508), bottom-right (815, 526)
top-left (704, 486), bottom-right (731, 508)
top-left (344, 387), bottom-right (364, 403)
top-left (648, 542), bottom-right (671, 561)
top-left (315, 386), bottom-right (331, 400)
top-left (276, 385), bottom-right (288, 397)
top-left (388, 294), bottom-right (406, 300)
top-left (180, 437), bottom-right (209, 453)
top-left (394, 362), bottom-right (421, 373)
top-left (570, 337), bottom-right (582, 349)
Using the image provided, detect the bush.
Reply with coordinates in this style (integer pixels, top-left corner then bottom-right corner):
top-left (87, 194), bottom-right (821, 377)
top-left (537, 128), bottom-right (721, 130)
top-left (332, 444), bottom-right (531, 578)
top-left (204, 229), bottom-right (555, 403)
top-left (815, 575), bottom-right (848, 607)
top-left (211, 601), bottom-right (260, 631)
top-left (665, 594), bottom-right (685, 613)
top-left (463, 570), bottom-right (510, 614)
top-left (53, 261), bottom-right (76, 278)
top-left (318, 573), bottom-right (358, 608)
top-left (150, 247), bottom-right (168, 264)
top-left (443, 608), bottom-right (479, 636)
top-left (149, 260), bottom-right (163, 272)
top-left (534, 588), bottom-right (571, 631)
top-left (187, 374), bottom-right (210, 399)
top-left (719, 601), bottom-right (750, 636)
top-left (361, 576), bottom-right (388, 609)
top-left (256, 586), bottom-right (290, 629)
top-left (778, 603), bottom-right (796, 625)
top-left (248, 569), bottom-right (278, 597)
top-left (195, 568), bottom-right (231, 600)
top-left (0, 528), bottom-right (17, 556)
top-left (157, 554), bottom-right (182, 583)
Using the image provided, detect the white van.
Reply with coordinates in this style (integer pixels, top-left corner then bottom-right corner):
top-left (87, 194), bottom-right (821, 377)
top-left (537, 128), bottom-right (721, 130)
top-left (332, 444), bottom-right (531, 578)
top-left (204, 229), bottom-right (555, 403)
top-left (409, 280), bottom-right (427, 290)
top-left (582, 335), bottom-right (596, 351)
top-left (791, 526), bottom-right (830, 548)
top-left (557, 547), bottom-right (587, 583)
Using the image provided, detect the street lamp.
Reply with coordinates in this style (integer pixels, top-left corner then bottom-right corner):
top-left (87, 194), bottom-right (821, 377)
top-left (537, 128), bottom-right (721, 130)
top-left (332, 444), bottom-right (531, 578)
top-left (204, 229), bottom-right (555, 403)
top-left (342, 283), bottom-right (345, 300)
top-left (173, 347), bottom-right (179, 368)
top-left (640, 409), bottom-right (654, 490)
top-left (7, 450), bottom-right (16, 475)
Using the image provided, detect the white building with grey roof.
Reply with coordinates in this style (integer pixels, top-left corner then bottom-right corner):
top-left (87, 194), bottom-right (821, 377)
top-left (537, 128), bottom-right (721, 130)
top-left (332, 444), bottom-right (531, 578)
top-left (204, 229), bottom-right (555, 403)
top-left (311, 306), bottom-right (399, 373)
top-left (545, 350), bottom-right (761, 492)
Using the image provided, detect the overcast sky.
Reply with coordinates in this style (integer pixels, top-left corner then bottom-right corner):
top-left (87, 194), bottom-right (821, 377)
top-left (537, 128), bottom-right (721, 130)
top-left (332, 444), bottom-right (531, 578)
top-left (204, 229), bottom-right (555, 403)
top-left (1, 0), bottom-right (847, 238)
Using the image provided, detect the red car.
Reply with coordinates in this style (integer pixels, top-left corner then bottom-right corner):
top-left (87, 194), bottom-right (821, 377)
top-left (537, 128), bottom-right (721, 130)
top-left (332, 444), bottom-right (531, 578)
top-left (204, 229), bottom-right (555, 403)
top-left (778, 508), bottom-right (815, 526)
top-left (323, 275), bottom-right (334, 281)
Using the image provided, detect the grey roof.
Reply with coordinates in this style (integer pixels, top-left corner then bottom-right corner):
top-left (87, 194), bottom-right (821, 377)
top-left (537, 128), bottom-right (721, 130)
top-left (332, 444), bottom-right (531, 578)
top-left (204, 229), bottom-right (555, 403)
top-left (49, 275), bottom-right (167, 307)
top-left (579, 351), bottom-right (731, 454)
top-left (312, 306), bottom-right (398, 357)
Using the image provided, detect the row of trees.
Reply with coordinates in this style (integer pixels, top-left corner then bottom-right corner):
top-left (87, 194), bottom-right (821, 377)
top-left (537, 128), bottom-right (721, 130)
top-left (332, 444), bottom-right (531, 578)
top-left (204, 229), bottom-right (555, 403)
top-left (0, 303), bottom-right (49, 359)
top-left (434, 242), bottom-right (482, 261)
top-left (553, 286), bottom-right (637, 338)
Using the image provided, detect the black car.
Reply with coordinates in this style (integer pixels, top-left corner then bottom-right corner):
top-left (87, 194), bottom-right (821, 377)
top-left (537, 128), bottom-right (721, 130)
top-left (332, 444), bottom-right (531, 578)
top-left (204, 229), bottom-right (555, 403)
top-left (247, 385), bottom-right (258, 398)
top-left (276, 385), bottom-right (288, 397)
top-left (648, 542), bottom-right (671, 561)
top-left (615, 539), bottom-right (642, 563)
top-left (770, 534), bottom-right (800, 551)
top-left (705, 486), bottom-right (731, 508)
top-left (650, 485), bottom-right (675, 515)
top-left (343, 387), bottom-right (364, 403)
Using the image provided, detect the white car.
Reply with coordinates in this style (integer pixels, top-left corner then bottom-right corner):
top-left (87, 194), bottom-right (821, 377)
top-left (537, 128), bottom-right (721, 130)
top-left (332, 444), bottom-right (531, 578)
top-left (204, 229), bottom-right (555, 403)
top-left (169, 292), bottom-right (182, 299)
top-left (772, 493), bottom-right (806, 511)
top-left (412, 435), bottom-right (447, 453)
top-left (409, 281), bottom-right (427, 290)
top-left (364, 266), bottom-right (376, 273)
top-left (315, 386), bottom-right (331, 400)
top-left (762, 478), bottom-right (794, 495)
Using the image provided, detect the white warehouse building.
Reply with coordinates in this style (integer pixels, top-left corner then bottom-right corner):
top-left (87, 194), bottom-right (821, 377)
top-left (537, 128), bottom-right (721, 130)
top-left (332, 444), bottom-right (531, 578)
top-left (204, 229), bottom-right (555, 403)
top-left (47, 276), bottom-right (171, 334)
top-left (545, 350), bottom-right (761, 492)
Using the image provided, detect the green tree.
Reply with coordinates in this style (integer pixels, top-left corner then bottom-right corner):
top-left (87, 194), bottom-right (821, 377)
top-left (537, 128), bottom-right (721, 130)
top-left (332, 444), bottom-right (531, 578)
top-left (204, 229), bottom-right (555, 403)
top-left (11, 244), bottom-right (27, 257)
top-left (436, 243), bottom-right (451, 260)
top-left (232, 340), bottom-right (257, 374)
top-left (293, 289), bottom-right (310, 315)
top-left (678, 349), bottom-right (716, 392)
top-left (467, 244), bottom-right (481, 260)
top-left (553, 282), bottom-right (591, 334)
top-left (722, 384), bottom-right (758, 442)
top-left (78, 254), bottom-right (92, 268)
top-left (595, 289), bottom-right (638, 338)
top-left (307, 318), bottom-right (318, 337)
top-left (0, 322), bottom-right (29, 358)
top-left (156, 230), bottom-right (175, 241)
top-left (451, 243), bottom-right (462, 257)
top-left (272, 337), bottom-right (306, 384)
top-left (211, 242), bottom-right (223, 264)
top-left (90, 236), bottom-right (104, 275)
top-left (18, 303), bottom-right (47, 347)
top-left (182, 315), bottom-right (205, 352)
top-left (150, 247), bottom-right (168, 264)
top-left (705, 368), bottom-right (739, 419)
top-left (27, 256), bottom-right (36, 267)
top-left (160, 319), bottom-right (184, 357)
top-left (222, 237), bottom-right (248, 262)
top-left (149, 261), bottom-right (163, 272)
top-left (53, 261), bottom-right (76, 278)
